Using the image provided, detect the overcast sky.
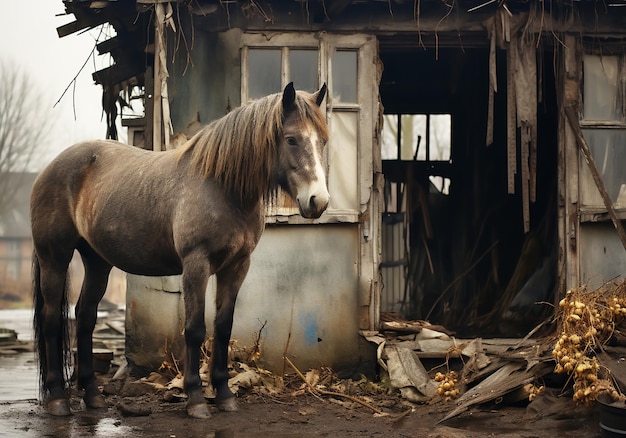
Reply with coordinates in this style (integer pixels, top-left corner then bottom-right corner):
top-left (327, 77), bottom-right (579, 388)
top-left (0, 1), bottom-right (117, 171)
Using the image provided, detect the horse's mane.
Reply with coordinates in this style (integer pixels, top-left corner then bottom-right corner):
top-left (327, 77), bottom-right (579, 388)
top-left (177, 90), bottom-right (328, 203)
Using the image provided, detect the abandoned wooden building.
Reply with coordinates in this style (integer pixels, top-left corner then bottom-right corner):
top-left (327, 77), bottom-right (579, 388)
top-left (55, 0), bottom-right (626, 374)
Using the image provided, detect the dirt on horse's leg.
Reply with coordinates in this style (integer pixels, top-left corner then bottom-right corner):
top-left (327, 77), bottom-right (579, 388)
top-left (75, 250), bottom-right (112, 410)
top-left (182, 255), bottom-right (212, 419)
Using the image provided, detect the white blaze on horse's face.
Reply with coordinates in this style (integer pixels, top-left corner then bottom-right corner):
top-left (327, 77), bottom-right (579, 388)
top-left (295, 123), bottom-right (329, 219)
top-left (280, 119), bottom-right (330, 219)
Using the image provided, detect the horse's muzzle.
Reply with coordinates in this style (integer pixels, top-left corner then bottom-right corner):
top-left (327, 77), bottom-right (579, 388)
top-left (298, 193), bottom-right (329, 219)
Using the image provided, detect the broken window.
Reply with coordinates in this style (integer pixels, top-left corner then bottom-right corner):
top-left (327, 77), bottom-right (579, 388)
top-left (580, 54), bottom-right (626, 208)
top-left (382, 113), bottom-right (452, 195)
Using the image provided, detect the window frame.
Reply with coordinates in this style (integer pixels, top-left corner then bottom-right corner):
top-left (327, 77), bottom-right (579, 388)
top-left (241, 33), bottom-right (376, 224)
top-left (579, 51), bottom-right (626, 219)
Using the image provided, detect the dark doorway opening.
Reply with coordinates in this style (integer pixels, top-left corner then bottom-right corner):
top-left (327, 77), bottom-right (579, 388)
top-left (378, 42), bottom-right (559, 337)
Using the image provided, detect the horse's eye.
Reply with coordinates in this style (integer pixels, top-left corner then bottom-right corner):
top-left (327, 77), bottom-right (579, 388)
top-left (287, 137), bottom-right (298, 147)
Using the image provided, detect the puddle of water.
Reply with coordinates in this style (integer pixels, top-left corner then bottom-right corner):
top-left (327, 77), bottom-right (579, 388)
top-left (0, 308), bottom-right (38, 402)
top-left (0, 308), bottom-right (34, 341)
top-left (0, 353), bottom-right (38, 401)
top-left (33, 414), bottom-right (136, 438)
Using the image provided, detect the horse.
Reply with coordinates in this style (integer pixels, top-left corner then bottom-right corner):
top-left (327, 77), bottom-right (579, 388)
top-left (31, 82), bottom-right (329, 418)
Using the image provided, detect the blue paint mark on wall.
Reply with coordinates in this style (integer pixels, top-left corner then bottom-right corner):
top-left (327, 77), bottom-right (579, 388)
top-left (302, 313), bottom-right (318, 345)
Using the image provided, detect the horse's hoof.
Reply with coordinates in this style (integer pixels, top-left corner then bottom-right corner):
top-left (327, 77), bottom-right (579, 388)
top-left (46, 398), bottom-right (72, 416)
top-left (84, 393), bottom-right (107, 410)
top-left (187, 402), bottom-right (211, 419)
top-left (216, 397), bottom-right (239, 412)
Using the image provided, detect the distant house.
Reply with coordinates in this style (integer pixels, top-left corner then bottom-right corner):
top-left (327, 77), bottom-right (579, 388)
top-left (0, 173), bottom-right (37, 305)
top-left (0, 172), bottom-right (126, 308)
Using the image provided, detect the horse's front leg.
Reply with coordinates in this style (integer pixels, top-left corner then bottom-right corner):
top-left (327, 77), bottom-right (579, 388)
top-left (182, 253), bottom-right (212, 419)
top-left (212, 257), bottom-right (250, 412)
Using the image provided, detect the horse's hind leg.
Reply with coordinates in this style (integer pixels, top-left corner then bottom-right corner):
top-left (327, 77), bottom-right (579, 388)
top-left (39, 265), bottom-right (71, 416)
top-left (75, 244), bottom-right (112, 410)
top-left (34, 252), bottom-right (74, 416)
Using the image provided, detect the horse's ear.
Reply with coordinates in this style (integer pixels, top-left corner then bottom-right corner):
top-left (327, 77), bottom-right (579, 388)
top-left (314, 83), bottom-right (327, 107)
top-left (282, 82), bottom-right (296, 111)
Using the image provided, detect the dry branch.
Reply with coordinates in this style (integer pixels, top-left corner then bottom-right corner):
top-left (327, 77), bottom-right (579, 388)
top-left (284, 356), bottom-right (386, 416)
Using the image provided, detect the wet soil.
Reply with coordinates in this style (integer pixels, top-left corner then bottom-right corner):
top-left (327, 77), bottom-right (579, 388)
top-left (0, 363), bottom-right (605, 438)
top-left (0, 309), bottom-right (607, 437)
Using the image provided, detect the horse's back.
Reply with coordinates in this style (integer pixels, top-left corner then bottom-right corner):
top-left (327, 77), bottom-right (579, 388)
top-left (34, 140), bottom-right (137, 191)
top-left (31, 140), bottom-right (186, 274)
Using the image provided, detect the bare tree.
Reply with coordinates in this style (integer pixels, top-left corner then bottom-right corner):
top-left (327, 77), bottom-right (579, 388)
top-left (0, 60), bottom-right (52, 215)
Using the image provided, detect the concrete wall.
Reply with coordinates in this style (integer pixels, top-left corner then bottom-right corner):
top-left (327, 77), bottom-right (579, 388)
top-left (126, 224), bottom-right (373, 374)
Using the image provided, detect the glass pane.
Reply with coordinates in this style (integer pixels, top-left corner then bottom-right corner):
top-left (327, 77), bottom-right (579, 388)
top-left (580, 128), bottom-right (626, 206)
top-left (400, 114), bottom-right (426, 160)
top-left (382, 115), bottom-right (398, 160)
top-left (329, 111), bottom-right (358, 211)
top-left (248, 48), bottom-right (281, 100)
top-left (429, 114), bottom-right (452, 161)
top-left (289, 49), bottom-right (318, 93)
top-left (581, 223), bottom-right (626, 288)
top-left (383, 114), bottom-right (451, 162)
top-left (583, 55), bottom-right (624, 121)
top-left (332, 50), bottom-right (357, 103)
top-left (429, 176), bottom-right (450, 195)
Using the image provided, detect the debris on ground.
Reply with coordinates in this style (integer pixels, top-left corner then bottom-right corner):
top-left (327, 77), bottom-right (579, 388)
top-left (357, 279), bottom-right (626, 422)
top-left (0, 328), bottom-right (32, 355)
top-left (6, 282), bottom-right (626, 427)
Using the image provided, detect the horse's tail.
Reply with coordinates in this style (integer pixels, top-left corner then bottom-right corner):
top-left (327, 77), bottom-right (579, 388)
top-left (32, 251), bottom-right (71, 398)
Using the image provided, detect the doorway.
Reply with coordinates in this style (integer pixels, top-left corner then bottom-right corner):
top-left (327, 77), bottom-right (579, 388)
top-left (378, 42), bottom-right (559, 337)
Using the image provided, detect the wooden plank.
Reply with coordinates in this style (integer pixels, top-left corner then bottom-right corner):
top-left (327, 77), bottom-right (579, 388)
top-left (436, 361), bottom-right (553, 424)
top-left (486, 19), bottom-right (496, 147)
top-left (92, 62), bottom-right (143, 86)
top-left (521, 126), bottom-right (530, 233)
top-left (506, 42), bottom-right (517, 194)
top-left (96, 36), bottom-right (121, 55)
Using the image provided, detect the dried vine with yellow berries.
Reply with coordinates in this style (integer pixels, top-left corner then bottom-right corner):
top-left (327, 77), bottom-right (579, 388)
top-left (552, 280), bottom-right (626, 405)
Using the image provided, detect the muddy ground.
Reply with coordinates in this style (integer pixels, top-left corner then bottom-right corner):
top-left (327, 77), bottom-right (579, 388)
top-left (0, 362), bottom-right (605, 438)
top-left (0, 308), bottom-right (611, 437)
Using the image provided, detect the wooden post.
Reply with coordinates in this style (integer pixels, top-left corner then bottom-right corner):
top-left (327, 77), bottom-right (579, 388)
top-left (152, 3), bottom-right (164, 152)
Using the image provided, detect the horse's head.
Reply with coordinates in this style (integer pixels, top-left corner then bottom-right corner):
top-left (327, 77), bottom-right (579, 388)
top-left (278, 83), bottom-right (330, 219)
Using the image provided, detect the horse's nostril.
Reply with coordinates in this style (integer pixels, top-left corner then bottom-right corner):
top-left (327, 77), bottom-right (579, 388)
top-left (310, 195), bottom-right (316, 209)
